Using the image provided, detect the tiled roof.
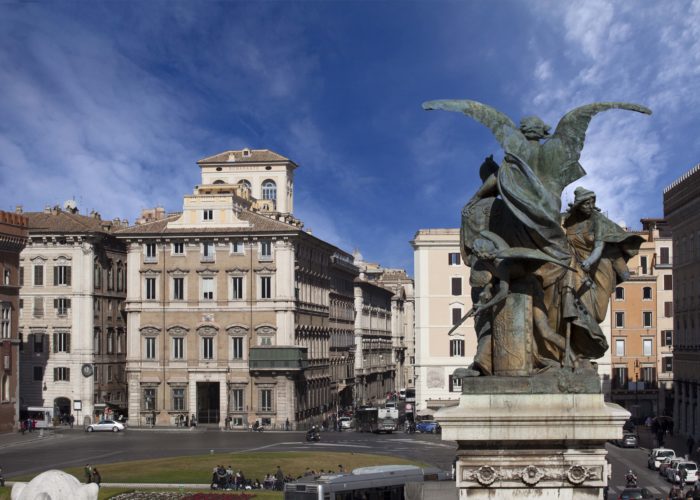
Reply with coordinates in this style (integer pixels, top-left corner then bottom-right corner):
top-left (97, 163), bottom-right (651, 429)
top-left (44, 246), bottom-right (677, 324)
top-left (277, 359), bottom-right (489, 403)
top-left (116, 210), bottom-right (299, 236)
top-left (197, 149), bottom-right (292, 164)
top-left (25, 211), bottom-right (116, 235)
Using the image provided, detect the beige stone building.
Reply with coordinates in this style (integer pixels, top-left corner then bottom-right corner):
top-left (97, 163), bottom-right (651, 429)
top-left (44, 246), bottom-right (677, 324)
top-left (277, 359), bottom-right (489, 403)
top-left (664, 163), bottom-right (700, 438)
top-left (411, 229), bottom-right (475, 413)
top-left (0, 210), bottom-right (28, 433)
top-left (117, 149), bottom-right (359, 428)
top-left (18, 205), bottom-right (128, 425)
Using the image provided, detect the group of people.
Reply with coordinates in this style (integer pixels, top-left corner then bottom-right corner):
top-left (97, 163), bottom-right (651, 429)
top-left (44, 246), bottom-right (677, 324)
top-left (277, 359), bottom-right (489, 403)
top-left (210, 464), bottom-right (286, 491)
top-left (174, 414), bottom-right (197, 428)
top-left (83, 464), bottom-right (101, 485)
top-left (668, 481), bottom-right (700, 499)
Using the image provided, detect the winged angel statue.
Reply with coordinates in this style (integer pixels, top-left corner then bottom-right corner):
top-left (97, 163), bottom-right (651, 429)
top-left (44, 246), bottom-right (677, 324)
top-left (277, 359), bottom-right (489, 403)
top-left (423, 100), bottom-right (650, 377)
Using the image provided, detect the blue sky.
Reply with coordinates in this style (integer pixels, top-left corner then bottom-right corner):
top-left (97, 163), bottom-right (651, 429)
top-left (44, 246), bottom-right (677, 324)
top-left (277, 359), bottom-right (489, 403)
top-left (1, 1), bottom-right (699, 273)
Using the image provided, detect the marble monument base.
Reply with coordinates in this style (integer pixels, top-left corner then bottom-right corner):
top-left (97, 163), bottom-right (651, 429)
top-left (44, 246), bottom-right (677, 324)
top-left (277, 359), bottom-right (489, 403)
top-left (436, 387), bottom-right (629, 499)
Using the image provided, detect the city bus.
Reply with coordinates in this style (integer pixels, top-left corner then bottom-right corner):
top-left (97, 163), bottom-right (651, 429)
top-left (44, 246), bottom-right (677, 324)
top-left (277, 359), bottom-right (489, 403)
top-left (283, 464), bottom-right (424, 500)
top-left (355, 407), bottom-right (399, 433)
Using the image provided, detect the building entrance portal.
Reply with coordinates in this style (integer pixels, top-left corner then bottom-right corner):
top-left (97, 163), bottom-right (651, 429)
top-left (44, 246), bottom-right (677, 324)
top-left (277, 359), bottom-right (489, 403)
top-left (54, 397), bottom-right (71, 420)
top-left (197, 382), bottom-right (220, 424)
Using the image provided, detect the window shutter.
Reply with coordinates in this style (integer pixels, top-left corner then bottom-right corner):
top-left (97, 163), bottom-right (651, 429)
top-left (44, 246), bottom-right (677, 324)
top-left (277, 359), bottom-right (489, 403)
top-left (53, 367), bottom-right (58, 380)
top-left (449, 340), bottom-right (454, 356)
top-left (449, 376), bottom-right (454, 392)
top-left (66, 267), bottom-right (71, 285)
top-left (54, 299), bottom-right (58, 309)
top-left (67, 334), bottom-right (71, 353)
top-left (66, 299), bottom-right (71, 309)
top-left (19, 267), bottom-right (23, 286)
top-left (54, 268), bottom-right (58, 286)
top-left (53, 333), bottom-right (58, 353)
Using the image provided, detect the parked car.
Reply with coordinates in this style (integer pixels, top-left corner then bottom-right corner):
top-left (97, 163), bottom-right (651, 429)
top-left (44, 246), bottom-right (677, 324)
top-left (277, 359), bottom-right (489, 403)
top-left (339, 417), bottom-right (353, 430)
top-left (648, 448), bottom-right (676, 470)
top-left (658, 456), bottom-right (676, 477)
top-left (415, 421), bottom-right (441, 434)
top-left (86, 419), bottom-right (126, 433)
top-left (617, 487), bottom-right (655, 499)
top-left (669, 461), bottom-right (698, 484)
top-left (617, 432), bottom-right (638, 448)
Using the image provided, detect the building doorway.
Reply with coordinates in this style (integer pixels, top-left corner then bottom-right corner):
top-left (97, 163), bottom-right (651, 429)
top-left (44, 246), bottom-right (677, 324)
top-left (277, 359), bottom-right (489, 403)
top-left (197, 382), bottom-right (219, 424)
top-left (54, 397), bottom-right (71, 422)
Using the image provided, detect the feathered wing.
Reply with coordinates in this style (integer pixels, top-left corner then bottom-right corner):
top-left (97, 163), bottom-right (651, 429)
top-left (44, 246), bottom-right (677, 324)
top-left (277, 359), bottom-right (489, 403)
top-left (549, 102), bottom-right (652, 164)
top-left (422, 100), bottom-right (530, 157)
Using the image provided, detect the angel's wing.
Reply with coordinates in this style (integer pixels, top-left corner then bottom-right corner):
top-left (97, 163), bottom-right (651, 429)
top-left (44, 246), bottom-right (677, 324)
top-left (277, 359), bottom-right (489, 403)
top-left (550, 102), bottom-right (652, 164)
top-left (422, 100), bottom-right (530, 157)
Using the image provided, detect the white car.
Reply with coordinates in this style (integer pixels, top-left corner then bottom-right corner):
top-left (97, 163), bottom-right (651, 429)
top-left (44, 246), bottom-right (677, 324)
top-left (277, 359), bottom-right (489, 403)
top-left (670, 461), bottom-right (698, 484)
top-left (648, 448), bottom-right (676, 470)
top-left (86, 419), bottom-right (126, 433)
top-left (339, 417), bottom-right (353, 430)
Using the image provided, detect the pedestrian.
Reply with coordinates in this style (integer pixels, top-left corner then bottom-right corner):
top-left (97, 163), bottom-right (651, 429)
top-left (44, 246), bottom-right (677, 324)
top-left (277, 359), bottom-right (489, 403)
top-left (338, 464), bottom-right (345, 473)
top-left (285, 418), bottom-right (290, 431)
top-left (688, 435), bottom-right (696, 459)
top-left (151, 410), bottom-right (156, 428)
top-left (92, 467), bottom-right (101, 486)
top-left (275, 465), bottom-right (284, 491)
top-left (680, 465), bottom-right (688, 490)
top-left (84, 464), bottom-right (92, 483)
top-left (69, 414), bottom-right (75, 429)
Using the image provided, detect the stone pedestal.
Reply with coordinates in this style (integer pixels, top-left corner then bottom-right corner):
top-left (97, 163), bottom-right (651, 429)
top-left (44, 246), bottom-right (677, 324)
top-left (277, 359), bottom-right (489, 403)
top-left (436, 375), bottom-right (629, 499)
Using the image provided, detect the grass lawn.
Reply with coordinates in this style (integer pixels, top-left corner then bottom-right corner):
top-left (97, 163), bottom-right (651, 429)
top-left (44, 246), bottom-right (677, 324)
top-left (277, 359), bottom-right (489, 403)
top-left (10, 451), bottom-right (423, 498)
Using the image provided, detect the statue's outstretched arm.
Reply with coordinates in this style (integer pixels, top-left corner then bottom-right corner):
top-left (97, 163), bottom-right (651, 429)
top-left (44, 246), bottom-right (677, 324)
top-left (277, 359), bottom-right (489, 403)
top-left (422, 99), bottom-right (529, 156)
top-left (551, 102), bottom-right (652, 163)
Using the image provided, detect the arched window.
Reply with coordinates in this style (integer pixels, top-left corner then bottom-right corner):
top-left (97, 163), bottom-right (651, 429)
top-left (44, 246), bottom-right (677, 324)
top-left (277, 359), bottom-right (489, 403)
top-left (213, 179), bottom-right (226, 185)
top-left (262, 180), bottom-right (277, 201)
top-left (238, 180), bottom-right (251, 189)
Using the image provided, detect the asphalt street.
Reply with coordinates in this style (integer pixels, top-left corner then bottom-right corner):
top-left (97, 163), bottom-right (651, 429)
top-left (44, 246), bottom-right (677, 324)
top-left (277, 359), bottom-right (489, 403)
top-left (1, 428), bottom-right (689, 498)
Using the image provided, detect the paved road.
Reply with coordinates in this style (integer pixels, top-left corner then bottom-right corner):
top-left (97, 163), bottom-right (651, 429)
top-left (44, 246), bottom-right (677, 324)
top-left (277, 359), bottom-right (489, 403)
top-left (0, 428), bottom-right (457, 479)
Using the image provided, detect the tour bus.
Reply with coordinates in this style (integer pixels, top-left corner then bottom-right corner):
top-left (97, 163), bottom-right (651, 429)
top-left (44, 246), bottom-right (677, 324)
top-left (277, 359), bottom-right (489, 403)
top-left (25, 406), bottom-right (55, 428)
top-left (284, 465), bottom-right (424, 500)
top-left (355, 406), bottom-right (399, 433)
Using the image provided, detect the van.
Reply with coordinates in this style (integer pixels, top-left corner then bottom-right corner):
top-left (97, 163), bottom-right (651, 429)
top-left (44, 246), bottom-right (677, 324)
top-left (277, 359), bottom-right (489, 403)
top-left (648, 448), bottom-right (675, 470)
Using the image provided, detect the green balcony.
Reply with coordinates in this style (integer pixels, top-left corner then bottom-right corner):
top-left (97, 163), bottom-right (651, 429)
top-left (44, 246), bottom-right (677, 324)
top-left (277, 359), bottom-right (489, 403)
top-left (249, 347), bottom-right (309, 371)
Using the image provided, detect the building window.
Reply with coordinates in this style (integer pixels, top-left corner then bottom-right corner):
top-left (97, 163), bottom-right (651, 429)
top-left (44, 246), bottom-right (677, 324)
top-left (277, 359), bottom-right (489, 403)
top-left (232, 276), bottom-right (244, 299)
top-left (34, 264), bottom-right (44, 286)
top-left (116, 265), bottom-right (125, 291)
top-left (202, 242), bottom-right (215, 262)
top-left (452, 307), bottom-right (463, 326)
top-left (33, 366), bottom-right (43, 381)
top-left (33, 333), bottom-right (44, 353)
top-left (640, 255), bottom-right (648, 275)
top-left (54, 367), bottom-right (70, 381)
top-left (94, 329), bottom-right (101, 354)
top-left (54, 298), bottom-right (71, 316)
top-left (0, 304), bottom-right (10, 339)
top-left (145, 337), bottom-right (156, 360)
top-left (54, 265), bottom-right (71, 286)
top-left (642, 287), bottom-right (652, 300)
top-left (660, 247), bottom-right (670, 265)
top-left (450, 339), bottom-right (465, 357)
top-left (259, 336), bottom-right (272, 346)
top-left (19, 266), bottom-right (23, 286)
top-left (640, 366), bottom-right (656, 384)
top-left (107, 330), bottom-right (114, 354)
top-left (615, 338), bottom-right (625, 357)
top-left (145, 277), bottom-right (157, 300)
top-left (662, 330), bottom-right (673, 347)
top-left (53, 331), bottom-right (70, 353)
top-left (231, 388), bottom-right (244, 411)
top-left (663, 274), bottom-right (673, 291)
top-left (260, 276), bottom-right (272, 299)
top-left (643, 311), bottom-right (653, 328)
top-left (451, 277), bottom-right (462, 296)
top-left (107, 266), bottom-right (115, 291)
top-left (173, 337), bottom-right (184, 360)
top-left (143, 388), bottom-right (156, 410)
top-left (173, 277), bottom-right (184, 300)
top-left (172, 388), bottom-right (185, 411)
top-left (449, 376), bottom-right (463, 393)
top-left (145, 243), bottom-right (157, 262)
top-left (613, 366), bottom-right (628, 389)
top-left (231, 241), bottom-right (244, 254)
top-left (202, 277), bottom-right (214, 300)
top-left (260, 389), bottom-right (272, 412)
top-left (203, 209), bottom-right (214, 221)
top-left (232, 337), bottom-right (244, 359)
top-left (107, 365), bottom-right (113, 382)
top-left (94, 262), bottom-right (102, 289)
top-left (614, 311), bottom-right (624, 328)
top-left (202, 337), bottom-right (214, 360)
top-left (448, 253), bottom-right (461, 266)
top-left (172, 242), bottom-right (184, 255)
top-left (3, 269), bottom-right (9, 285)
top-left (615, 287), bottom-right (624, 300)
top-left (664, 301), bottom-right (673, 318)
top-left (662, 356), bottom-right (673, 373)
top-left (260, 241), bottom-right (272, 260)
top-left (33, 297), bottom-right (43, 318)
top-left (262, 180), bottom-right (277, 201)
top-left (643, 338), bottom-right (653, 357)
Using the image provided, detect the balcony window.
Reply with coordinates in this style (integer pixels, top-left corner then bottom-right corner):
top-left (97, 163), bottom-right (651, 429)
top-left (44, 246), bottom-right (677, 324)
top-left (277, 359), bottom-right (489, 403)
top-left (262, 180), bottom-right (277, 201)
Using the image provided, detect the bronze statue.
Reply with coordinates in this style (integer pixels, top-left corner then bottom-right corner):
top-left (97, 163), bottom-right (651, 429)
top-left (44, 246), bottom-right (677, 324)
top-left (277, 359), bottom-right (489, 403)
top-left (427, 100), bottom-right (651, 379)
